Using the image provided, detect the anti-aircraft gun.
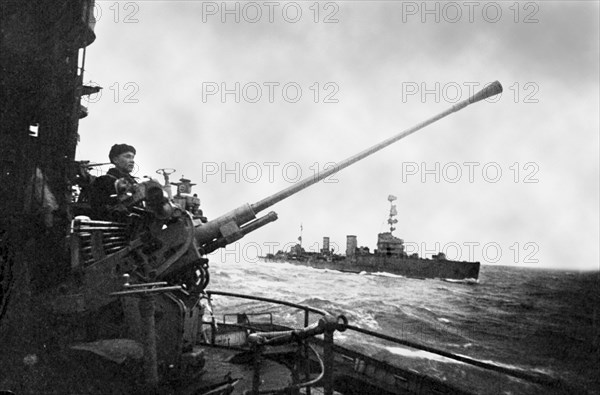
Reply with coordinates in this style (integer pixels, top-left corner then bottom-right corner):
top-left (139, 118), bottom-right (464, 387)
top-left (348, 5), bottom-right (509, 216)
top-left (63, 81), bottom-right (504, 389)
top-left (76, 81), bottom-right (503, 295)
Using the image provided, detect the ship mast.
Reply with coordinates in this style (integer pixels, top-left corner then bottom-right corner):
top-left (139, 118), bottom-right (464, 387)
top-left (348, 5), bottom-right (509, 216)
top-left (387, 195), bottom-right (398, 234)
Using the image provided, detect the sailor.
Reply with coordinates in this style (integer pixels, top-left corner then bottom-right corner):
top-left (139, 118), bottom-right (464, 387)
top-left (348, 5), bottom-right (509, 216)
top-left (90, 143), bottom-right (138, 220)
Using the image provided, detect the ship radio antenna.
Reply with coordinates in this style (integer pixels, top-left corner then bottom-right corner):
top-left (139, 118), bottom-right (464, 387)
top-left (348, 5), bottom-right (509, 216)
top-left (387, 195), bottom-right (398, 234)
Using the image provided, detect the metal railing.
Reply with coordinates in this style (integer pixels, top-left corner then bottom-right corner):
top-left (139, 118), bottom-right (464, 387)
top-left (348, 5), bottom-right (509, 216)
top-left (205, 290), bottom-right (571, 395)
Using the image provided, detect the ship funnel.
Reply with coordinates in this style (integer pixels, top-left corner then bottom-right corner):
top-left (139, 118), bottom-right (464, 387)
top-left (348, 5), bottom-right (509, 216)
top-left (346, 235), bottom-right (357, 258)
top-left (322, 237), bottom-right (330, 254)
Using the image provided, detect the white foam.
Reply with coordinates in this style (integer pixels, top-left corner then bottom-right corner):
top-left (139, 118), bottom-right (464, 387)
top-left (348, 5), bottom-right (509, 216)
top-left (385, 347), bottom-right (465, 364)
top-left (443, 278), bottom-right (479, 284)
top-left (371, 272), bottom-right (405, 278)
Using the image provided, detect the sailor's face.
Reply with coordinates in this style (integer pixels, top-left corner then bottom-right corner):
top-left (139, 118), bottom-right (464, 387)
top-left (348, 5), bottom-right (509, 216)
top-left (113, 152), bottom-right (135, 173)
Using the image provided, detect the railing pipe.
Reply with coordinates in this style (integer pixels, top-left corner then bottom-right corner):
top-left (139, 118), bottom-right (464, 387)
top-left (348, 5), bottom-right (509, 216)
top-left (323, 328), bottom-right (335, 395)
top-left (304, 308), bottom-right (311, 395)
top-left (206, 290), bottom-right (329, 317)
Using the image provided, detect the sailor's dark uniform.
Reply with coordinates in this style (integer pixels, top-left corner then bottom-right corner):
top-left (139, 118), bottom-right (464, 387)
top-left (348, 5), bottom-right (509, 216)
top-left (90, 167), bottom-right (137, 221)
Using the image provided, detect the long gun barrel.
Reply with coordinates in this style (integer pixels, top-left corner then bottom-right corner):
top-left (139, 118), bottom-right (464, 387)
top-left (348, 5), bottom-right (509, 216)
top-left (252, 81), bottom-right (502, 213)
top-left (194, 81), bottom-right (503, 252)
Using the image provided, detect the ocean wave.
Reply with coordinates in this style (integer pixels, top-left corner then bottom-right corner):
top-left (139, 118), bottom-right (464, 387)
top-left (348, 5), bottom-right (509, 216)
top-left (209, 260), bottom-right (599, 393)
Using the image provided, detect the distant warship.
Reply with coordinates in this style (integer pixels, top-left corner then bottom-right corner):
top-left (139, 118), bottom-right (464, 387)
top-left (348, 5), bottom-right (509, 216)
top-left (263, 195), bottom-right (480, 281)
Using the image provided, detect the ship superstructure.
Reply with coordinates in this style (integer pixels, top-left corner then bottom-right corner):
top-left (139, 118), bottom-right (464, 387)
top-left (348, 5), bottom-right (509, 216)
top-left (265, 196), bottom-right (480, 280)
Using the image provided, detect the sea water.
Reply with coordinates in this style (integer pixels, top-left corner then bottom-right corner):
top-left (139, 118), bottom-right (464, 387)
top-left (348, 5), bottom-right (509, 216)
top-left (207, 257), bottom-right (599, 394)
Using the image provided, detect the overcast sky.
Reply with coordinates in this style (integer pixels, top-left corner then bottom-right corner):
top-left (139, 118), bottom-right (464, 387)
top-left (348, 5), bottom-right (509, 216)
top-left (78, 1), bottom-right (599, 270)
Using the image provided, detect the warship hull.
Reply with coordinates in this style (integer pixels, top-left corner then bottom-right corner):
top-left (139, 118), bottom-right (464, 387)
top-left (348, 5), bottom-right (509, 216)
top-left (267, 255), bottom-right (480, 280)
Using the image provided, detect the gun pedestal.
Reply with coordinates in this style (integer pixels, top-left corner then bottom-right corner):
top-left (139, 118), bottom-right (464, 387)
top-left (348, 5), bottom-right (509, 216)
top-left (139, 294), bottom-right (158, 389)
top-left (111, 279), bottom-right (182, 390)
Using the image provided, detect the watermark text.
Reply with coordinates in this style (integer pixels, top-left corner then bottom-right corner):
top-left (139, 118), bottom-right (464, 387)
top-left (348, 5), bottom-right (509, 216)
top-left (202, 82), bottom-right (339, 103)
top-left (201, 1), bottom-right (340, 23)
